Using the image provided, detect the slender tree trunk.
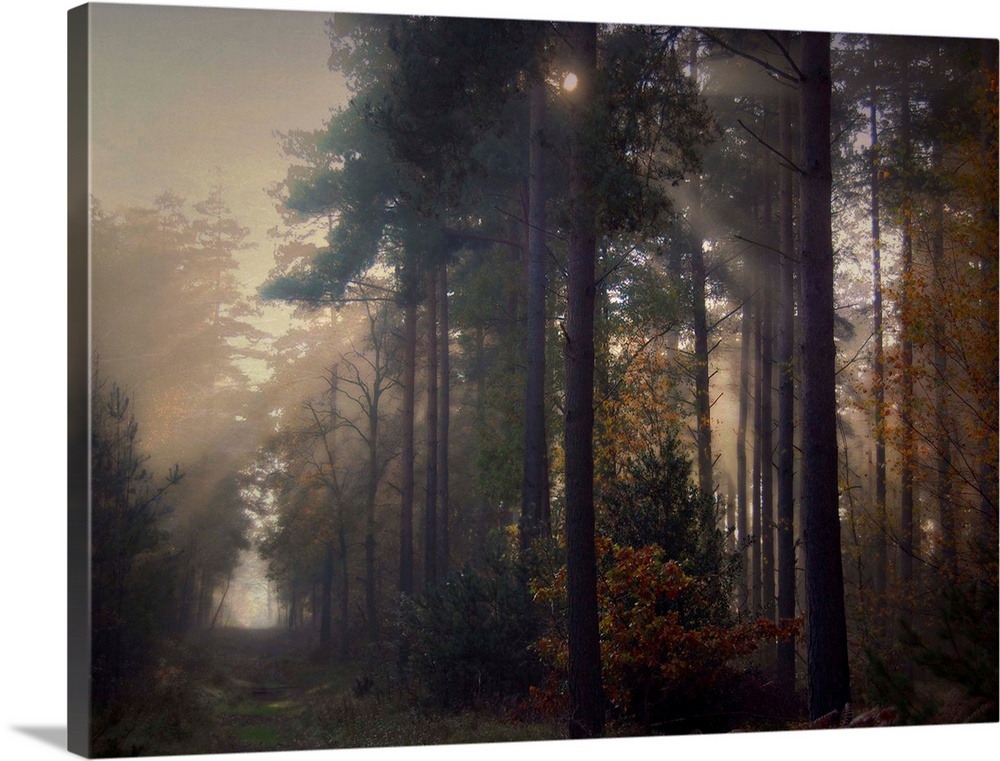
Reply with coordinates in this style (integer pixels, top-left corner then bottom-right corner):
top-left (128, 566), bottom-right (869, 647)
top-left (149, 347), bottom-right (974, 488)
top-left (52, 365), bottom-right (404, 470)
top-left (425, 266), bottom-right (439, 589)
top-left (726, 476), bottom-right (737, 553)
top-left (979, 39), bottom-right (999, 539)
top-left (691, 192), bottom-right (713, 495)
top-left (776, 52), bottom-right (797, 687)
top-left (761, 130), bottom-right (776, 635)
top-left (400, 295), bottom-right (417, 597)
top-left (438, 265), bottom-right (451, 579)
top-left (473, 323), bottom-right (492, 549)
top-left (899, 64), bottom-right (916, 595)
top-left (929, 93), bottom-right (955, 578)
top-left (366, 398), bottom-right (379, 642)
top-left (737, 295), bottom-right (752, 613)
top-left (522, 80), bottom-right (551, 551)
top-left (868, 35), bottom-right (888, 608)
top-left (689, 43), bottom-right (713, 496)
top-left (210, 571), bottom-right (232, 630)
top-left (338, 526), bottom-right (349, 661)
top-left (752, 262), bottom-right (763, 614)
top-left (362, 305), bottom-right (384, 644)
top-left (197, 569), bottom-right (213, 629)
top-left (320, 541), bottom-right (334, 657)
top-left (563, 21), bottom-right (604, 740)
top-left (799, 32), bottom-right (851, 721)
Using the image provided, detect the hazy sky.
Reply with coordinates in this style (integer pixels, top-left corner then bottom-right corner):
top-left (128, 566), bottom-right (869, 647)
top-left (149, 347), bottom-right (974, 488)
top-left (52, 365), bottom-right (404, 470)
top-left (90, 2), bottom-right (347, 289)
top-left (83, 0), bottom-right (1000, 312)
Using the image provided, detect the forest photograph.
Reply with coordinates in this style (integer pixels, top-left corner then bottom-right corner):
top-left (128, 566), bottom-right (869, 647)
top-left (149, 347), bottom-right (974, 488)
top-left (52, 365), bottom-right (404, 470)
top-left (67, 1), bottom-right (997, 758)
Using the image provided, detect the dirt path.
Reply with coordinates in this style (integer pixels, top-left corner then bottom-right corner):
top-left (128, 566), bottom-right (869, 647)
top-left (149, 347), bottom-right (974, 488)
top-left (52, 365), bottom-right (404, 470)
top-left (161, 627), bottom-right (364, 755)
top-left (131, 626), bottom-right (561, 756)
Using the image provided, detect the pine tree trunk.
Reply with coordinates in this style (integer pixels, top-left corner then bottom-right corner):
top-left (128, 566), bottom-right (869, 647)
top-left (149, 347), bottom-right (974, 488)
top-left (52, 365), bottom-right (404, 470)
top-left (977, 39), bottom-right (999, 542)
top-left (752, 263), bottom-right (763, 614)
top-left (320, 541), bottom-right (333, 658)
top-left (438, 265), bottom-right (450, 579)
top-left (338, 528), bottom-right (349, 661)
top-left (366, 397), bottom-right (379, 642)
top-left (930, 92), bottom-right (955, 578)
top-left (690, 43), bottom-right (713, 496)
top-left (521, 80), bottom-right (550, 551)
top-left (761, 132), bottom-right (776, 635)
top-left (399, 295), bottom-right (417, 597)
top-left (799, 31), bottom-right (851, 721)
top-left (776, 54), bottom-right (797, 687)
top-left (899, 63), bottom-right (916, 594)
top-left (362, 320), bottom-right (381, 642)
top-left (868, 35), bottom-right (888, 608)
top-left (424, 266), bottom-right (439, 589)
top-left (737, 296), bottom-right (752, 613)
top-left (563, 20), bottom-right (604, 740)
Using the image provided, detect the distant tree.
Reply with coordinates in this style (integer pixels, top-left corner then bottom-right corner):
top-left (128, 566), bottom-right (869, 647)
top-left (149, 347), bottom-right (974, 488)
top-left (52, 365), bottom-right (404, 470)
top-left (335, 293), bottom-right (401, 642)
top-left (91, 187), bottom-right (261, 636)
top-left (91, 367), bottom-right (180, 715)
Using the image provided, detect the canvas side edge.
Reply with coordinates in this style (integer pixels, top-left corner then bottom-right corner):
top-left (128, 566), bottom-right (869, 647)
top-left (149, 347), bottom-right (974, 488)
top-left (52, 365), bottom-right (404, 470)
top-left (67, 3), bottom-right (92, 758)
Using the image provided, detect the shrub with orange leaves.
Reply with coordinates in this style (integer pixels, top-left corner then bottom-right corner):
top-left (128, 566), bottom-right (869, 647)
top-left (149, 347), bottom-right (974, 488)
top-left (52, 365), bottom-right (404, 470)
top-left (530, 536), bottom-right (801, 732)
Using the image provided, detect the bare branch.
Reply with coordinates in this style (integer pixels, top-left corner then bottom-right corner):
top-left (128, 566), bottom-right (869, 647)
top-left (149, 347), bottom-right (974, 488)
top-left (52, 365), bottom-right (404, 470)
top-left (737, 119), bottom-right (803, 175)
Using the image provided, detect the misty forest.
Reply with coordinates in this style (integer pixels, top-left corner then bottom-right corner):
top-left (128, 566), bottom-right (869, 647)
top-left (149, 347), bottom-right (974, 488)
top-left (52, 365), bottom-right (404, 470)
top-left (86, 13), bottom-right (998, 757)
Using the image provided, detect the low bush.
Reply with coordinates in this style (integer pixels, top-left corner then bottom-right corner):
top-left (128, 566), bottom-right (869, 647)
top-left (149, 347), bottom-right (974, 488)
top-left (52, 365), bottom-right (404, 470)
top-left (531, 537), bottom-right (800, 733)
top-left (399, 535), bottom-right (544, 709)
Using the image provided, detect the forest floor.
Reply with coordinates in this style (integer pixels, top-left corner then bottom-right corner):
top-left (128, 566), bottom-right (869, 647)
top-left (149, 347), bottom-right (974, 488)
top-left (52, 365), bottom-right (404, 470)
top-left (118, 626), bottom-right (564, 756)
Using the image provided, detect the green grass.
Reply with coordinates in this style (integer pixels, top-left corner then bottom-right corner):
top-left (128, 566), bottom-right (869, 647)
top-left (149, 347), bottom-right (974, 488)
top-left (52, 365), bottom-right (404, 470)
top-left (227, 698), bottom-right (305, 717)
top-left (236, 724), bottom-right (282, 747)
top-left (303, 691), bottom-right (565, 749)
top-left (95, 628), bottom-right (569, 756)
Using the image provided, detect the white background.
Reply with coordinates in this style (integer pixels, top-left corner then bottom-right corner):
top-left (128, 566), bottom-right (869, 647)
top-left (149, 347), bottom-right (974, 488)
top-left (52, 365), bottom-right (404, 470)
top-left (2, 1), bottom-right (997, 760)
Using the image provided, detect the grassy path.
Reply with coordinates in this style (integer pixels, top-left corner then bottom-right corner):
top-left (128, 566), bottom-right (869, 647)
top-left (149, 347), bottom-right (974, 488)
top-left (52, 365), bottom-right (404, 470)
top-left (136, 626), bottom-right (562, 756)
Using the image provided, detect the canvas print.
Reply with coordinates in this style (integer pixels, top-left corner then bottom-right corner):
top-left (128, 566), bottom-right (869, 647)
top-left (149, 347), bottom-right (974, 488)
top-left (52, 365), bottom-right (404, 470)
top-left (68, 2), bottom-right (999, 757)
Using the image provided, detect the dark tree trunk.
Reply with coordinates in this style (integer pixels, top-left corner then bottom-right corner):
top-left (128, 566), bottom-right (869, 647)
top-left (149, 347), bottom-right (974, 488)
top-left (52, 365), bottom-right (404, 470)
top-left (364, 309), bottom-right (384, 643)
top-left (521, 80), bottom-right (551, 551)
top-left (338, 527), bottom-right (349, 661)
top-left (399, 295), bottom-right (417, 597)
top-left (752, 262), bottom-right (762, 614)
top-left (799, 32), bottom-right (851, 721)
top-left (899, 63), bottom-right (916, 593)
top-left (761, 131), bottom-right (776, 633)
top-left (689, 42), bottom-right (713, 496)
top-left (868, 36), bottom-right (889, 607)
top-left (365, 402), bottom-right (379, 642)
top-left (210, 571), bottom-right (232, 630)
top-left (929, 80), bottom-right (955, 579)
top-left (320, 541), bottom-right (334, 658)
top-left (979, 39), bottom-right (1000, 538)
top-left (726, 476), bottom-right (737, 553)
top-left (691, 181), bottom-right (713, 496)
top-left (563, 20), bottom-right (604, 740)
top-left (438, 265), bottom-right (450, 579)
top-left (197, 570), bottom-right (214, 629)
top-left (310, 579), bottom-right (317, 630)
top-left (776, 49), bottom-right (797, 687)
top-left (737, 295), bottom-right (752, 613)
top-left (424, 266), bottom-right (439, 589)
